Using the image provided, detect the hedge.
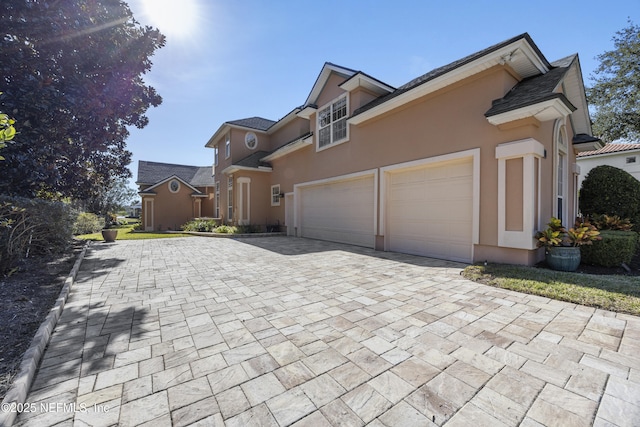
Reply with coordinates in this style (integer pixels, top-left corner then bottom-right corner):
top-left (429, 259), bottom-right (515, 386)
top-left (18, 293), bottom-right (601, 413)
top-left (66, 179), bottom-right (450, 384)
top-left (580, 230), bottom-right (639, 268)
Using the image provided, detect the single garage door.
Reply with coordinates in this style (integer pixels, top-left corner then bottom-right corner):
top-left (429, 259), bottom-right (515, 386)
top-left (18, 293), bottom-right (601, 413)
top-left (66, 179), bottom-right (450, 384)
top-left (299, 175), bottom-right (375, 248)
top-left (387, 157), bottom-right (473, 262)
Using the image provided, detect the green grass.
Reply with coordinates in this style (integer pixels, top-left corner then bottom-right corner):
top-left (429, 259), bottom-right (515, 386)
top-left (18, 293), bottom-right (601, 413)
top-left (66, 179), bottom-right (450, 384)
top-left (77, 223), bottom-right (192, 241)
top-left (462, 264), bottom-right (640, 316)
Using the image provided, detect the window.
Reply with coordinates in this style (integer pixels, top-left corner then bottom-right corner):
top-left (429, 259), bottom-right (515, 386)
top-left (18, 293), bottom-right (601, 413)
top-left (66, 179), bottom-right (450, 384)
top-left (245, 132), bottom-right (257, 150)
top-left (271, 185), bottom-right (281, 206)
top-left (318, 95), bottom-right (348, 149)
top-left (555, 123), bottom-right (568, 224)
top-left (227, 177), bottom-right (233, 220)
top-left (214, 146), bottom-right (219, 166)
top-left (626, 156), bottom-right (637, 164)
top-left (215, 181), bottom-right (220, 218)
top-left (168, 179), bottom-right (180, 193)
top-left (225, 133), bottom-right (231, 158)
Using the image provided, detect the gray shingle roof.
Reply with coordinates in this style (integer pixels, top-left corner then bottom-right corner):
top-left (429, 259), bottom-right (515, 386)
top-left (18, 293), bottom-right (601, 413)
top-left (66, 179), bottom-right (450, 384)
top-left (137, 161), bottom-right (215, 187)
top-left (353, 33), bottom-right (547, 118)
top-left (485, 63), bottom-right (575, 117)
top-left (227, 117), bottom-right (276, 131)
top-left (234, 151), bottom-right (272, 169)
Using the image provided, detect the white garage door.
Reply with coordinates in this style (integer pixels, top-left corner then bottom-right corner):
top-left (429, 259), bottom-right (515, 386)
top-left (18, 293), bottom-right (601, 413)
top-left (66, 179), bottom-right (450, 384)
top-left (387, 158), bottom-right (473, 262)
top-left (299, 175), bottom-right (375, 248)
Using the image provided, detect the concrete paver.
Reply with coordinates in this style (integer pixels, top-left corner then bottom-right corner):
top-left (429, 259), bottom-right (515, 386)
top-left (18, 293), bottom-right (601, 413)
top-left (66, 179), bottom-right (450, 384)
top-left (10, 236), bottom-right (640, 426)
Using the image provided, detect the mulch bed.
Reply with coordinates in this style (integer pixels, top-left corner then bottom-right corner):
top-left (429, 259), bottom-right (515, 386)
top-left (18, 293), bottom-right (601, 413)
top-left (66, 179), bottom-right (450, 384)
top-left (0, 240), bottom-right (84, 400)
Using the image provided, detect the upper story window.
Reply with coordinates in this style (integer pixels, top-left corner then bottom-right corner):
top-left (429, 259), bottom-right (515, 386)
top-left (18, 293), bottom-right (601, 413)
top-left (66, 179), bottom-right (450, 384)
top-left (245, 132), bottom-right (257, 150)
top-left (626, 156), bottom-right (637, 164)
top-left (214, 146), bottom-right (219, 166)
top-left (318, 95), bottom-right (348, 150)
top-left (225, 133), bottom-right (231, 158)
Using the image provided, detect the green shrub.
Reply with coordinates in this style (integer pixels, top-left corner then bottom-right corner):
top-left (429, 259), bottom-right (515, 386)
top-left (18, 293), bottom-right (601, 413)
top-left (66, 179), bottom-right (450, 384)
top-left (579, 166), bottom-right (640, 230)
top-left (214, 225), bottom-right (237, 234)
top-left (73, 212), bottom-right (104, 235)
top-left (0, 196), bottom-right (75, 274)
top-left (236, 224), bottom-right (262, 234)
top-left (181, 219), bottom-right (219, 232)
top-left (581, 230), bottom-right (639, 267)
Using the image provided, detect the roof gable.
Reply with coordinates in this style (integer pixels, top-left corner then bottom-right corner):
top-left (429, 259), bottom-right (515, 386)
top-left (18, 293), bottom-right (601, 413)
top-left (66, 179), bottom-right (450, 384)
top-left (350, 33), bottom-right (551, 124)
top-left (303, 62), bottom-right (357, 107)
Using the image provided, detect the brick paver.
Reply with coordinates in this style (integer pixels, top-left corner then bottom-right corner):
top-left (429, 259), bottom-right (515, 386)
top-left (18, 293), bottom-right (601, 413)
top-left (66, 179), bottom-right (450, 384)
top-left (11, 236), bottom-right (640, 426)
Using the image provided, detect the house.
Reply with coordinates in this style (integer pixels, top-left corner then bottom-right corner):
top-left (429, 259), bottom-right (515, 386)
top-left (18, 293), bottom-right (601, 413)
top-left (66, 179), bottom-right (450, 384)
top-left (577, 143), bottom-right (640, 188)
top-left (140, 33), bottom-right (601, 265)
top-left (137, 161), bottom-right (216, 231)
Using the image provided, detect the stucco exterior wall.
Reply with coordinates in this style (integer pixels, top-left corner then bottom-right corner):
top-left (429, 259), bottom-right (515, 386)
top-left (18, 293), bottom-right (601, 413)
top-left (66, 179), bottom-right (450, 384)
top-left (577, 151), bottom-right (640, 189)
top-left (265, 66), bottom-right (578, 264)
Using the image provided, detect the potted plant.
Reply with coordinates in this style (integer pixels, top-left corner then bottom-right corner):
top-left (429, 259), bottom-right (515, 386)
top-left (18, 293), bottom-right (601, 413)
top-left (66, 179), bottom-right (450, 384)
top-left (101, 213), bottom-right (118, 242)
top-left (535, 217), bottom-right (601, 271)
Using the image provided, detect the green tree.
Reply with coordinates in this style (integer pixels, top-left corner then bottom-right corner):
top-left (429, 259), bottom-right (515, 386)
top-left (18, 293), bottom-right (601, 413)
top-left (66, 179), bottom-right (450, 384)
top-left (0, 0), bottom-right (165, 199)
top-left (587, 20), bottom-right (640, 142)
top-left (84, 176), bottom-right (138, 225)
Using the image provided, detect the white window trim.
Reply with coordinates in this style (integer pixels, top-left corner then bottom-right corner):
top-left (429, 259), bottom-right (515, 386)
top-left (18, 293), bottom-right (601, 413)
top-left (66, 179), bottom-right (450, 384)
top-left (495, 138), bottom-right (545, 250)
top-left (225, 133), bottom-right (231, 159)
top-left (215, 181), bottom-right (220, 218)
top-left (168, 179), bottom-right (180, 193)
top-left (316, 94), bottom-right (349, 152)
top-left (271, 184), bottom-right (281, 206)
top-left (554, 121), bottom-right (568, 224)
top-left (245, 132), bottom-right (258, 150)
top-left (227, 176), bottom-right (233, 220)
top-left (214, 145), bottom-right (219, 166)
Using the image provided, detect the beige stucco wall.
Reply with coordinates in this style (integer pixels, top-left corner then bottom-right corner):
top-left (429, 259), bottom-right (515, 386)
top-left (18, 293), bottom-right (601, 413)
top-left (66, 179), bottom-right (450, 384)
top-left (265, 66), bottom-right (580, 265)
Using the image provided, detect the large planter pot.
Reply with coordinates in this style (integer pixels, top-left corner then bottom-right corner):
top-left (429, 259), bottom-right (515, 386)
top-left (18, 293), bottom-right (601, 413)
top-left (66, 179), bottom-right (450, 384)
top-left (545, 246), bottom-right (581, 272)
top-left (101, 229), bottom-right (118, 242)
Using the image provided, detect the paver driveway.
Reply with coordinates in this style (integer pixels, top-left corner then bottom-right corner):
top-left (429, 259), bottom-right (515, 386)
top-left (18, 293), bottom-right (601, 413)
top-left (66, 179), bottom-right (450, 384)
top-left (12, 236), bottom-right (640, 426)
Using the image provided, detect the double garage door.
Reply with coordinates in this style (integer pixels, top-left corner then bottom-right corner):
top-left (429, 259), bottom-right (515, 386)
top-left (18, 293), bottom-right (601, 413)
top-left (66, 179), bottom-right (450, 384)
top-left (297, 157), bottom-right (473, 263)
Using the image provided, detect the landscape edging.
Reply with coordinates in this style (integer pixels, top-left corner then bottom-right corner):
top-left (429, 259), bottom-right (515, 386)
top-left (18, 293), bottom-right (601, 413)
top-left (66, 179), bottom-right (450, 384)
top-left (0, 241), bottom-right (89, 427)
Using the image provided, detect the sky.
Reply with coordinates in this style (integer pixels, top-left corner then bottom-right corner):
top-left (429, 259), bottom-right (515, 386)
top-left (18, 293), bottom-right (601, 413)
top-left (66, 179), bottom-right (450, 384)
top-left (124, 0), bottom-right (639, 193)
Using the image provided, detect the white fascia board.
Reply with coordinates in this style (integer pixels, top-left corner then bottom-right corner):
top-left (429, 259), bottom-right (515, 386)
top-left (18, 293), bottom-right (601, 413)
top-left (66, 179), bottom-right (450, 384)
top-left (297, 105), bottom-right (317, 119)
top-left (143, 175), bottom-right (200, 193)
top-left (304, 63), bottom-right (356, 106)
top-left (349, 39), bottom-right (547, 126)
top-left (339, 73), bottom-right (395, 95)
top-left (486, 98), bottom-right (574, 126)
top-left (221, 165), bottom-right (273, 175)
top-left (261, 138), bottom-right (313, 162)
top-left (267, 108), bottom-right (302, 135)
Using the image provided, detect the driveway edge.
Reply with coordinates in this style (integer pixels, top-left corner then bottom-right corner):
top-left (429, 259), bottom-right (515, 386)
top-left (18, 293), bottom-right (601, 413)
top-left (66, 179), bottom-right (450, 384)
top-left (0, 241), bottom-right (90, 427)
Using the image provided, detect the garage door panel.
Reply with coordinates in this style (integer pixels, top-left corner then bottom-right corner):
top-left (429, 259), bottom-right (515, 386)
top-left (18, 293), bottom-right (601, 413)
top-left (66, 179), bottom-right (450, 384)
top-left (300, 176), bottom-right (375, 248)
top-left (388, 158), bottom-right (473, 263)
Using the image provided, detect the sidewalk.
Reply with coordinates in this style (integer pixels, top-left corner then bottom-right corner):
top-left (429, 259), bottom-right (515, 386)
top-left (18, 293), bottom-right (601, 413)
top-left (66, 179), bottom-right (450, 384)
top-left (10, 237), bottom-right (640, 426)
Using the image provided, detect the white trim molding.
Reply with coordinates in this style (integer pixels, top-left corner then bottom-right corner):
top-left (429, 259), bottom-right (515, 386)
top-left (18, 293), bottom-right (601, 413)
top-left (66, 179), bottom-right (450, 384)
top-left (495, 138), bottom-right (545, 250)
top-left (379, 148), bottom-right (481, 248)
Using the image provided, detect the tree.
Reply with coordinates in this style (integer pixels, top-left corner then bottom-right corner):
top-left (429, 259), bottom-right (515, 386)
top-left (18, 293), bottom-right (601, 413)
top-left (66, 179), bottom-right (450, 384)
top-left (579, 165), bottom-right (640, 230)
top-left (83, 176), bottom-right (138, 224)
top-left (587, 20), bottom-right (640, 143)
top-left (0, 0), bottom-right (165, 199)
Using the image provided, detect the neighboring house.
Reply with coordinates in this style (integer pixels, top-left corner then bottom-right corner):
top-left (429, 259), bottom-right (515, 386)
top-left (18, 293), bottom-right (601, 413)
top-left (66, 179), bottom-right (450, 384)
top-left (125, 204), bottom-right (142, 218)
top-left (576, 143), bottom-right (640, 188)
top-left (137, 161), bottom-right (216, 231)
top-left (141, 33), bottom-right (602, 265)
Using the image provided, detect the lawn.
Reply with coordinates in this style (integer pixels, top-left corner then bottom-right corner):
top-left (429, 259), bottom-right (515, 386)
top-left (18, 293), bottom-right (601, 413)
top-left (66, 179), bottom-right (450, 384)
top-left (462, 263), bottom-right (640, 316)
top-left (77, 222), bottom-right (192, 241)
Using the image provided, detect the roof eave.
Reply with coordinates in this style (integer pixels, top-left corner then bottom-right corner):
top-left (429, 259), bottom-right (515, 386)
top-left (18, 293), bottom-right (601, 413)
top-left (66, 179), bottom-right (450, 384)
top-left (349, 36), bottom-right (550, 126)
top-left (486, 97), bottom-right (576, 126)
top-left (221, 165), bottom-right (273, 175)
top-left (261, 134), bottom-right (313, 162)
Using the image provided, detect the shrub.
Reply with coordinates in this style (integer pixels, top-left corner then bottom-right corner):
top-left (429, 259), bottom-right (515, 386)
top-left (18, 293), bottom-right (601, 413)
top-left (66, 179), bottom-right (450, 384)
top-left (214, 225), bottom-right (237, 234)
top-left (181, 219), bottom-right (219, 232)
top-left (73, 212), bottom-right (104, 235)
top-left (579, 165), bottom-right (640, 230)
top-left (236, 224), bottom-right (262, 234)
top-left (581, 230), bottom-right (639, 267)
top-left (0, 196), bottom-right (75, 274)
top-left (591, 214), bottom-right (634, 231)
